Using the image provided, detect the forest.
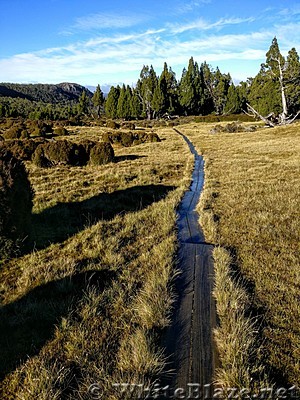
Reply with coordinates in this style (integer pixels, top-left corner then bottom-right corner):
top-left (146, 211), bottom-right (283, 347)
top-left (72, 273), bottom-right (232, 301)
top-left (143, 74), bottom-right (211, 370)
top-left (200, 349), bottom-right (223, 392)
top-left (0, 37), bottom-right (299, 124)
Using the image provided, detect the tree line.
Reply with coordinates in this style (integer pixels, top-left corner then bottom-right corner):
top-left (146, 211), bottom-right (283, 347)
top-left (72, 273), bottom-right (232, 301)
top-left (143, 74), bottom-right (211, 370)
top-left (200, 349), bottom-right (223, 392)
top-left (1, 38), bottom-right (299, 123)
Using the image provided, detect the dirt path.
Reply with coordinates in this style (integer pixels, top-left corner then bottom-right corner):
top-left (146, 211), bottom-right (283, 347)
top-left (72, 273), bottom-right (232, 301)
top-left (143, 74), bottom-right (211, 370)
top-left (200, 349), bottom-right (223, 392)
top-left (160, 129), bottom-right (218, 397)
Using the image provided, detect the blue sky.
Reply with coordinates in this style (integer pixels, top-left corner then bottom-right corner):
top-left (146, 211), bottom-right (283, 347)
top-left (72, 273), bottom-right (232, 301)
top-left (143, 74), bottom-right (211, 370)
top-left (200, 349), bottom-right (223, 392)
top-left (1, 0), bottom-right (300, 87)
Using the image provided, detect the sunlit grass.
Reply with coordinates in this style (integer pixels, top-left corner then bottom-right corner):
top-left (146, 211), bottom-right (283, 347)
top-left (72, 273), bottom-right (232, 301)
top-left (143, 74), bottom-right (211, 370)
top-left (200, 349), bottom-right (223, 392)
top-left (0, 125), bottom-right (193, 399)
top-left (181, 121), bottom-right (300, 387)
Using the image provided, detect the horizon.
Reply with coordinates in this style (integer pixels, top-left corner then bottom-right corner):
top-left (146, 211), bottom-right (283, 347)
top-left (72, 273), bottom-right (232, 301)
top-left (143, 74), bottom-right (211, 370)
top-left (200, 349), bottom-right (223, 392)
top-left (1, 0), bottom-right (300, 87)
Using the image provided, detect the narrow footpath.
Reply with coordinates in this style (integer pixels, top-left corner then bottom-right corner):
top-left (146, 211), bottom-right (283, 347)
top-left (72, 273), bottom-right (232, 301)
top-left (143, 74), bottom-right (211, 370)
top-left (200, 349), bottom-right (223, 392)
top-left (161, 129), bottom-right (217, 397)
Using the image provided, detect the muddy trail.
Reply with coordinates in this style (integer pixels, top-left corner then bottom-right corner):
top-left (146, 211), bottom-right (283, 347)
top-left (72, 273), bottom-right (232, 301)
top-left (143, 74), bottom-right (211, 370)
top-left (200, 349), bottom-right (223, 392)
top-left (160, 129), bottom-right (218, 398)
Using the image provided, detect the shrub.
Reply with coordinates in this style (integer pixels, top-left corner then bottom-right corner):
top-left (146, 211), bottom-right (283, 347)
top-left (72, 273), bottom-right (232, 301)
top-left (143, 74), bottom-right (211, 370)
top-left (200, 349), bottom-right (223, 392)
top-left (32, 145), bottom-right (50, 168)
top-left (122, 122), bottom-right (135, 130)
top-left (89, 142), bottom-right (114, 165)
top-left (32, 140), bottom-right (89, 167)
top-left (0, 139), bottom-right (40, 161)
top-left (3, 126), bottom-right (23, 140)
top-left (54, 127), bottom-right (69, 136)
top-left (147, 132), bottom-right (161, 143)
top-left (79, 139), bottom-right (97, 156)
top-left (106, 120), bottom-right (120, 129)
top-left (0, 148), bottom-right (33, 259)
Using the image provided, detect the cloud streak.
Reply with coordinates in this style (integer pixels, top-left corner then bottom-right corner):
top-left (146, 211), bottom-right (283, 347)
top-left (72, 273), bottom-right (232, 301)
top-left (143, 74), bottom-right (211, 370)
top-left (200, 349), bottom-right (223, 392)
top-left (1, 12), bottom-right (300, 85)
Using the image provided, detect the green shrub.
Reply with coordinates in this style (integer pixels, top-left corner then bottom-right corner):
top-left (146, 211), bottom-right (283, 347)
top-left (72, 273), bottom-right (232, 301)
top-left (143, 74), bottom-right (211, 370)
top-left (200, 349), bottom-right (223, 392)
top-left (32, 145), bottom-right (50, 168)
top-left (0, 139), bottom-right (40, 161)
top-left (106, 120), bottom-right (120, 129)
top-left (89, 142), bottom-right (114, 165)
top-left (42, 140), bottom-right (79, 166)
top-left (54, 127), bottom-right (69, 136)
top-left (3, 126), bottom-right (23, 140)
top-left (147, 132), bottom-right (161, 142)
top-left (122, 122), bottom-right (135, 130)
top-left (32, 140), bottom-right (89, 167)
top-left (0, 148), bottom-right (33, 260)
top-left (79, 139), bottom-right (97, 155)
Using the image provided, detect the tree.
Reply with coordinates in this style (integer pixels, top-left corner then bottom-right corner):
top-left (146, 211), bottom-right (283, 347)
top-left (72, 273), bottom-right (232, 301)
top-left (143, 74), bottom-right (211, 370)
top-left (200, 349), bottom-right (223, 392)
top-left (179, 57), bottom-right (205, 115)
top-left (136, 65), bottom-right (158, 119)
top-left (92, 84), bottom-right (105, 118)
top-left (78, 90), bottom-right (90, 116)
top-left (247, 37), bottom-right (300, 126)
top-left (224, 84), bottom-right (241, 114)
top-left (130, 88), bottom-right (142, 119)
top-left (117, 85), bottom-right (132, 119)
top-left (105, 86), bottom-right (120, 119)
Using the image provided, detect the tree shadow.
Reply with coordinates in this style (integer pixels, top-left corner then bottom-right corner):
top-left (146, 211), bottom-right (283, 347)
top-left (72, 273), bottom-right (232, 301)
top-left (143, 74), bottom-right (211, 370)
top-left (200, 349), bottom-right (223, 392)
top-left (30, 184), bottom-right (175, 250)
top-left (0, 268), bottom-right (115, 380)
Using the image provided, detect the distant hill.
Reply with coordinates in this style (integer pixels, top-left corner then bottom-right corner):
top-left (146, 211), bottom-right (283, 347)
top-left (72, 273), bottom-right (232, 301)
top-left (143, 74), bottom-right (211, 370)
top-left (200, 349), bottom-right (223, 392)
top-left (0, 82), bottom-right (93, 104)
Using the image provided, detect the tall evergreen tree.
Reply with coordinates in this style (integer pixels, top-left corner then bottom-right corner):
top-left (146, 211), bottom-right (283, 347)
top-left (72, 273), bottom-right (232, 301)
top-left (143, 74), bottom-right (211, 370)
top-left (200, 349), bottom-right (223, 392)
top-left (78, 90), bottom-right (90, 116)
top-left (92, 84), bottom-right (105, 117)
top-left (179, 57), bottom-right (204, 115)
top-left (136, 65), bottom-right (158, 119)
top-left (224, 83), bottom-right (241, 114)
top-left (105, 86), bottom-right (120, 119)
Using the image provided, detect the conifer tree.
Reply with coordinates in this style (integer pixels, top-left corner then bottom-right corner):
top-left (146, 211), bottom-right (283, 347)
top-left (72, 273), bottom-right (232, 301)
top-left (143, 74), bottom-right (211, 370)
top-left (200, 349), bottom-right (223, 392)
top-left (105, 86), bottom-right (120, 119)
top-left (92, 84), bottom-right (105, 118)
top-left (136, 65), bottom-right (158, 119)
top-left (224, 83), bottom-right (241, 114)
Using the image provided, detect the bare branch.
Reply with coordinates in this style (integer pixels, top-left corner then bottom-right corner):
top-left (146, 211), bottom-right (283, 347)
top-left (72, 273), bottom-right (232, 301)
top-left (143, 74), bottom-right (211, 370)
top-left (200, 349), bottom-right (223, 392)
top-left (246, 103), bottom-right (276, 127)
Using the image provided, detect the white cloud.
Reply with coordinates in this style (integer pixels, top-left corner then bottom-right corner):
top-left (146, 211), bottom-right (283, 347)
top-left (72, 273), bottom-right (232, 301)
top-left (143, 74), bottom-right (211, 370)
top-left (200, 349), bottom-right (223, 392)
top-left (74, 12), bottom-right (146, 31)
top-left (1, 14), bottom-right (298, 85)
top-left (168, 16), bottom-right (255, 34)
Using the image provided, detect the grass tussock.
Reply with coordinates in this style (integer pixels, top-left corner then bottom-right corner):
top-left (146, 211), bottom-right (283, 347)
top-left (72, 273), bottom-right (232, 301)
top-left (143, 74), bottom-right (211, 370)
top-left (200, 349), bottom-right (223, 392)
top-left (180, 122), bottom-right (300, 387)
top-left (0, 126), bottom-right (193, 399)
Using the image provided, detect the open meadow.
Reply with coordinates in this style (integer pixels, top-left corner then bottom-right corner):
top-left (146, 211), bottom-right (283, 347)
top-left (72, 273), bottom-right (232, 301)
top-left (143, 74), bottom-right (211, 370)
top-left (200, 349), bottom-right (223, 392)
top-left (0, 119), bottom-right (299, 398)
top-left (0, 124), bottom-right (193, 399)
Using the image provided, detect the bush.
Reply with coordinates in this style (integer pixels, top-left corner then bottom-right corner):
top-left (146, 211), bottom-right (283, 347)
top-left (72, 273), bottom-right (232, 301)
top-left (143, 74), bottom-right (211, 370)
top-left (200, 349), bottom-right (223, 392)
top-left (0, 139), bottom-right (40, 161)
top-left (103, 131), bottom-right (161, 147)
top-left (122, 122), bottom-right (135, 130)
top-left (32, 140), bottom-right (89, 167)
top-left (147, 132), bottom-right (161, 142)
top-left (3, 126), bottom-right (23, 140)
top-left (106, 120), bottom-right (120, 129)
top-left (79, 139), bottom-right (97, 155)
top-left (32, 145), bottom-right (50, 168)
top-left (0, 148), bottom-right (33, 259)
top-left (89, 142), bottom-right (114, 165)
top-left (54, 127), bottom-right (69, 136)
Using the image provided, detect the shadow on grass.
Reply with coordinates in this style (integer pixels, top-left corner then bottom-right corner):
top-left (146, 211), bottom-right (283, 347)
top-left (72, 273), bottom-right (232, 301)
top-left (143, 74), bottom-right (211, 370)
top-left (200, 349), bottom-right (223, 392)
top-left (114, 154), bottom-right (145, 163)
top-left (0, 269), bottom-right (115, 380)
top-left (30, 184), bottom-right (175, 250)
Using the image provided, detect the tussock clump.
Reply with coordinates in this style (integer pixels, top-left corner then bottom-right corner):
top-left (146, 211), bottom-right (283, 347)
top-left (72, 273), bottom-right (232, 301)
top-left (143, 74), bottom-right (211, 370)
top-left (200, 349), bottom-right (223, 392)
top-left (54, 127), bottom-right (69, 136)
top-left (210, 122), bottom-right (257, 134)
top-left (3, 125), bottom-right (25, 140)
top-left (121, 122), bottom-right (135, 130)
top-left (32, 140), bottom-right (88, 167)
top-left (0, 148), bottom-right (33, 259)
top-left (106, 120), bottom-right (120, 130)
top-left (0, 139), bottom-right (41, 161)
top-left (103, 131), bottom-right (161, 147)
top-left (27, 120), bottom-right (53, 137)
top-left (0, 135), bottom-right (4, 142)
top-left (89, 142), bottom-right (114, 165)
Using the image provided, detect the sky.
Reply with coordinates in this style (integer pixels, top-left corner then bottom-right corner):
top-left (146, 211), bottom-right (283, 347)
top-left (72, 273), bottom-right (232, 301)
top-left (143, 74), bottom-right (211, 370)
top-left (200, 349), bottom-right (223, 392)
top-left (1, 0), bottom-right (300, 88)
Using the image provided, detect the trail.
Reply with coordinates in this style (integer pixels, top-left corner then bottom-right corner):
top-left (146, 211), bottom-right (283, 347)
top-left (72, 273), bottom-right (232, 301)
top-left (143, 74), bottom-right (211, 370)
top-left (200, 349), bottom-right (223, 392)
top-left (161, 129), bottom-right (218, 398)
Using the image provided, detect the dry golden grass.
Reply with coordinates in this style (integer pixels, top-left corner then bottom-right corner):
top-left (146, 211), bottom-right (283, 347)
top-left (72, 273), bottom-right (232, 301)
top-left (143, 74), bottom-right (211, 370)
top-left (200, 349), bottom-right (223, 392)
top-left (180, 121), bottom-right (300, 387)
top-left (0, 125), bottom-right (193, 399)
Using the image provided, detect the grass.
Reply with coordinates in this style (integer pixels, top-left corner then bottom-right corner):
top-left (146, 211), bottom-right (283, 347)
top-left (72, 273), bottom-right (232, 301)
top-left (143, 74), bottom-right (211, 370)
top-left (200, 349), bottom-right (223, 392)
top-left (0, 125), bottom-right (193, 399)
top-left (179, 121), bottom-right (300, 388)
